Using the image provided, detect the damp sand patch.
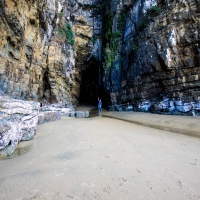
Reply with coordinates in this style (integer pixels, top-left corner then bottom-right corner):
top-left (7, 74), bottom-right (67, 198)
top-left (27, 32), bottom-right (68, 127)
top-left (0, 144), bottom-right (32, 160)
top-left (0, 110), bottom-right (200, 200)
top-left (103, 111), bottom-right (200, 138)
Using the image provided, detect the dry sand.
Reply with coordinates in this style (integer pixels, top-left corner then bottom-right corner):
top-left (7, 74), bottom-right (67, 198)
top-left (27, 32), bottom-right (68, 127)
top-left (0, 108), bottom-right (200, 200)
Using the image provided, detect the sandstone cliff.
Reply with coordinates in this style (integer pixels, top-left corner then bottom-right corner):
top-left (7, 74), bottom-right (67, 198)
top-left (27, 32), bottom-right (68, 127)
top-left (0, 0), bottom-right (102, 106)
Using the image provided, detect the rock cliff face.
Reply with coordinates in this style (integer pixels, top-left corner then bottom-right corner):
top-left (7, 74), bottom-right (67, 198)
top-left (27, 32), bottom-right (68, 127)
top-left (103, 0), bottom-right (200, 114)
top-left (0, 0), bottom-right (102, 106)
top-left (0, 0), bottom-right (200, 114)
top-left (0, 0), bottom-right (75, 105)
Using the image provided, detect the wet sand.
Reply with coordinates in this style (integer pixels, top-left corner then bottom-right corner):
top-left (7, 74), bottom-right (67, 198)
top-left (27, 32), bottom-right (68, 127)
top-left (103, 111), bottom-right (200, 138)
top-left (0, 108), bottom-right (200, 200)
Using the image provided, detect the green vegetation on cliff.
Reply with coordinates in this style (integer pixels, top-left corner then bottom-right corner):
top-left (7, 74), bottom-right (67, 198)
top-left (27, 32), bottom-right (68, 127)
top-left (58, 23), bottom-right (75, 46)
top-left (103, 11), bottom-right (127, 71)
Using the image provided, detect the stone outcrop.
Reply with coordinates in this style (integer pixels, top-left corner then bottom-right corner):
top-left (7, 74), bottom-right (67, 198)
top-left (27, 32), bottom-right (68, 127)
top-left (0, 96), bottom-right (76, 155)
top-left (75, 110), bottom-right (89, 118)
top-left (38, 111), bottom-right (61, 125)
top-left (38, 100), bottom-right (74, 124)
top-left (0, 96), bottom-right (40, 155)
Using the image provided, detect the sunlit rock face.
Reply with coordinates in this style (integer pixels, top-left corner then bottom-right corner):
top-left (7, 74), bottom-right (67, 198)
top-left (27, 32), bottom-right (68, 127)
top-left (107, 0), bottom-right (200, 113)
top-left (0, 0), bottom-right (103, 106)
top-left (0, 0), bottom-right (75, 104)
top-left (0, 0), bottom-right (79, 106)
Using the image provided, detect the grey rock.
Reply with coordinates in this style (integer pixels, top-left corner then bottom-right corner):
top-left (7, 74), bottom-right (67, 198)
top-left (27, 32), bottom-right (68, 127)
top-left (175, 102), bottom-right (192, 113)
top-left (85, 111), bottom-right (90, 118)
top-left (0, 97), bottom-right (40, 155)
top-left (75, 111), bottom-right (90, 118)
top-left (69, 112), bottom-right (75, 117)
top-left (38, 111), bottom-right (61, 124)
top-left (138, 101), bottom-right (152, 112)
top-left (114, 105), bottom-right (123, 112)
top-left (106, 0), bottom-right (200, 116)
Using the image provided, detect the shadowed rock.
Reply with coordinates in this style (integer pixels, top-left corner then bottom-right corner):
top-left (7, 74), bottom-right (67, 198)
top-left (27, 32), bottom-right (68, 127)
top-left (75, 111), bottom-right (90, 118)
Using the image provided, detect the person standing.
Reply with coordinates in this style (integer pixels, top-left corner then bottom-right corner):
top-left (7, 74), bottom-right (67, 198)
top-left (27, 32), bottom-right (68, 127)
top-left (190, 101), bottom-right (196, 116)
top-left (98, 97), bottom-right (102, 116)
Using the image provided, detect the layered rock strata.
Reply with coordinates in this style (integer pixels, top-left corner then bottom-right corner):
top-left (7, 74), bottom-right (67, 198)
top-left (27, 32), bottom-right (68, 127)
top-left (103, 0), bottom-right (200, 115)
top-left (0, 0), bottom-right (103, 106)
top-left (0, 0), bottom-right (79, 106)
top-left (0, 96), bottom-right (40, 155)
top-left (0, 96), bottom-right (76, 155)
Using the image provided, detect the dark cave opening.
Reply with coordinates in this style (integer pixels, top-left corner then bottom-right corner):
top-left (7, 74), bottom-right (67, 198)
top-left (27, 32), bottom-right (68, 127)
top-left (79, 57), bottom-right (106, 106)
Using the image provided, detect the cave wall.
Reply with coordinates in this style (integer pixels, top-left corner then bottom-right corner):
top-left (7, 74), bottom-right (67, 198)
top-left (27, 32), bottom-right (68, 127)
top-left (104, 0), bottom-right (200, 110)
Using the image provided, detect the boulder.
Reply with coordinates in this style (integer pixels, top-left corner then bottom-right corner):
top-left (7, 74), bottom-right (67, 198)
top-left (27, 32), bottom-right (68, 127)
top-left (175, 101), bottom-right (192, 113)
top-left (0, 96), bottom-right (40, 155)
top-left (75, 111), bottom-right (90, 118)
top-left (138, 101), bottom-right (152, 112)
top-left (38, 111), bottom-right (61, 125)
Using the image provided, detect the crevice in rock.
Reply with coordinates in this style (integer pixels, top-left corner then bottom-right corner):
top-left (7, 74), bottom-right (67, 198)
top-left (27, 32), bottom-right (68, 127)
top-left (8, 140), bottom-right (11, 146)
top-left (43, 71), bottom-right (51, 99)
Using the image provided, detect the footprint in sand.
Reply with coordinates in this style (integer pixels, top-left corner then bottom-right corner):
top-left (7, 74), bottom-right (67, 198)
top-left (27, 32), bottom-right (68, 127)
top-left (163, 187), bottom-right (171, 193)
top-left (118, 177), bottom-right (127, 186)
top-left (136, 168), bottom-right (141, 174)
top-left (103, 184), bottom-right (111, 194)
top-left (146, 181), bottom-right (156, 191)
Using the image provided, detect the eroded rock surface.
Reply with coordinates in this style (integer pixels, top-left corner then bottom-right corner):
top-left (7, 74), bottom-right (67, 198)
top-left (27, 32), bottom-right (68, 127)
top-left (0, 96), bottom-right (40, 155)
top-left (0, 96), bottom-right (76, 155)
top-left (0, 0), bottom-right (104, 106)
top-left (103, 0), bottom-right (200, 115)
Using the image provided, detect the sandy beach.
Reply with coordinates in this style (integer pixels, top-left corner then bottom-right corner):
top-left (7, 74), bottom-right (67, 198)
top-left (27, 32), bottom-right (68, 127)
top-left (0, 108), bottom-right (200, 200)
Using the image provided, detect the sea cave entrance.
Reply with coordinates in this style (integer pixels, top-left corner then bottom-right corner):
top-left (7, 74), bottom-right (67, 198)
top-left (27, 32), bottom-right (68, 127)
top-left (79, 57), bottom-right (105, 106)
